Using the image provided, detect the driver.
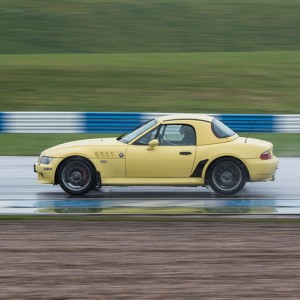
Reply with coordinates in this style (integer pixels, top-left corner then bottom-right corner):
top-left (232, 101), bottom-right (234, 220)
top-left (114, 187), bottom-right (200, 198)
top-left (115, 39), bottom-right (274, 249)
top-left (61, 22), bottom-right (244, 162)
top-left (179, 125), bottom-right (195, 145)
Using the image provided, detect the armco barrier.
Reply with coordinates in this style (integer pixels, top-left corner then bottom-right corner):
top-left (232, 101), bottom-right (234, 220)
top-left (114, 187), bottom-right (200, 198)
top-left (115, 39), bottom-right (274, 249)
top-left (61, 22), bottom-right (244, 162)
top-left (0, 112), bottom-right (299, 133)
top-left (0, 112), bottom-right (3, 133)
top-left (274, 115), bottom-right (300, 133)
top-left (218, 114), bottom-right (274, 133)
top-left (2, 112), bottom-right (84, 133)
top-left (85, 112), bottom-right (142, 133)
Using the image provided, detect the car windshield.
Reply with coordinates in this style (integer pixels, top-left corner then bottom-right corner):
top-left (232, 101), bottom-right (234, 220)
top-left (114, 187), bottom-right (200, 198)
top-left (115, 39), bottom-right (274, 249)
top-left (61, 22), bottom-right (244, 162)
top-left (118, 119), bottom-right (158, 144)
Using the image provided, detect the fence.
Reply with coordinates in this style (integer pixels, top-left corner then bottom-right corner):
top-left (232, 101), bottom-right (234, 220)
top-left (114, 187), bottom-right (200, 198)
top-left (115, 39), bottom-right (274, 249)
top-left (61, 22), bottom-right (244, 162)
top-left (0, 112), bottom-right (299, 133)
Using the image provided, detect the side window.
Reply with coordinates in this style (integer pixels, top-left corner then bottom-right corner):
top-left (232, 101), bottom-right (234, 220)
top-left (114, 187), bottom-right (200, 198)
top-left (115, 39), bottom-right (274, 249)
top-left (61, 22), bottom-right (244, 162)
top-left (211, 118), bottom-right (236, 138)
top-left (133, 126), bottom-right (159, 145)
top-left (159, 124), bottom-right (196, 146)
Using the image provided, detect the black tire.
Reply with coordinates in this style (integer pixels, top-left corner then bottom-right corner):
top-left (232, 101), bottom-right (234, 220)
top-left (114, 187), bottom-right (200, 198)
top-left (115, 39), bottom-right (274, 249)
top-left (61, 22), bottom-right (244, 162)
top-left (58, 157), bottom-right (95, 195)
top-left (208, 158), bottom-right (246, 195)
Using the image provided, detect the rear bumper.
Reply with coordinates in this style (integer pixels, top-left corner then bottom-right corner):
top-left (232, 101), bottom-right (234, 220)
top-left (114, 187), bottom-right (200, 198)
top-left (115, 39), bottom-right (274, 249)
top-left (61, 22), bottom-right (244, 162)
top-left (244, 156), bottom-right (279, 182)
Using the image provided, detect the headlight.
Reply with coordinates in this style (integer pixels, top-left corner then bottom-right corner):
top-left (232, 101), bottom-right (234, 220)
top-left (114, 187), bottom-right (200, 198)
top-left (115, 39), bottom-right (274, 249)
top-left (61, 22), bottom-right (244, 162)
top-left (40, 156), bottom-right (53, 164)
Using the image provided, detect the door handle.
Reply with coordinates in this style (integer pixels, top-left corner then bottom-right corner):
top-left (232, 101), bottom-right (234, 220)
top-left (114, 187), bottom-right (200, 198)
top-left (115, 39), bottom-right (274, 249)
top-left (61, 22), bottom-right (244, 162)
top-left (179, 152), bottom-right (192, 155)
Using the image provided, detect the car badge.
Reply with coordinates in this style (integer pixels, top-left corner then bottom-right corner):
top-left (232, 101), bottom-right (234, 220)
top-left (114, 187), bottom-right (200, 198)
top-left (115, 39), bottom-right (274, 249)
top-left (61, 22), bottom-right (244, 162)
top-left (119, 152), bottom-right (125, 158)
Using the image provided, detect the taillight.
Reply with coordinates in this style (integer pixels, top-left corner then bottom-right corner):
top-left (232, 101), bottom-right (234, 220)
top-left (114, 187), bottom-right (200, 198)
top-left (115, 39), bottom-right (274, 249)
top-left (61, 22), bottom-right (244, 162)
top-left (260, 150), bottom-right (272, 160)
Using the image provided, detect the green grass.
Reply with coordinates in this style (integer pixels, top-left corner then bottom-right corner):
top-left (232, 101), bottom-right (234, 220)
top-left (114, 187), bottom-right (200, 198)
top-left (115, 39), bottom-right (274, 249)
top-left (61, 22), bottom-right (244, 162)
top-left (1, 52), bottom-right (300, 113)
top-left (0, 134), bottom-right (111, 156)
top-left (1, 0), bottom-right (300, 54)
top-left (0, 133), bottom-right (298, 156)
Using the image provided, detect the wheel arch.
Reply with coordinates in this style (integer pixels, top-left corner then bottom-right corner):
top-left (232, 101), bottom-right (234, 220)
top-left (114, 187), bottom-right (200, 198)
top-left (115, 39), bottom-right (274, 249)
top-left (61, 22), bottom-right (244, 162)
top-left (204, 156), bottom-right (250, 184)
top-left (54, 155), bottom-right (99, 185)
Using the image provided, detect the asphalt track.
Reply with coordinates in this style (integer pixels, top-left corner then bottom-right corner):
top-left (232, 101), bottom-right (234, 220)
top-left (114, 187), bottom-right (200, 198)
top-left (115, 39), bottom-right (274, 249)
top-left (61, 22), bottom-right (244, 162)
top-left (0, 156), bottom-right (299, 214)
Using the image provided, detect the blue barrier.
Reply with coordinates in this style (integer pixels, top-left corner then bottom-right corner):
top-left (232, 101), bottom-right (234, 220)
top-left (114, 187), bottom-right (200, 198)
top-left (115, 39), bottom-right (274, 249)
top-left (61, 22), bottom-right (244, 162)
top-left (0, 112), bottom-right (299, 133)
top-left (219, 114), bottom-right (274, 132)
top-left (0, 112), bottom-right (3, 133)
top-left (85, 112), bottom-right (141, 133)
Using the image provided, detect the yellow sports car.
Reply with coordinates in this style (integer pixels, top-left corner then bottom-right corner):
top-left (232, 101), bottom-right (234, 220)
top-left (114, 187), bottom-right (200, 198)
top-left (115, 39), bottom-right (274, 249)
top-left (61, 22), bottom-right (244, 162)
top-left (34, 114), bottom-right (278, 195)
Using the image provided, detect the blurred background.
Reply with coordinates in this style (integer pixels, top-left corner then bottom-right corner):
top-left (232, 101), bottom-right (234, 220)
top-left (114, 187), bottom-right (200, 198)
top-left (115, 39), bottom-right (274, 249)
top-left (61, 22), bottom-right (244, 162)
top-left (0, 0), bottom-right (299, 155)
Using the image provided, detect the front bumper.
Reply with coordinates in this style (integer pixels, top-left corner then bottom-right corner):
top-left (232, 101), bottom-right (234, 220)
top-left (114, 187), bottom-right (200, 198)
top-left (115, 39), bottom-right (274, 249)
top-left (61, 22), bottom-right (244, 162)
top-left (34, 158), bottom-right (62, 184)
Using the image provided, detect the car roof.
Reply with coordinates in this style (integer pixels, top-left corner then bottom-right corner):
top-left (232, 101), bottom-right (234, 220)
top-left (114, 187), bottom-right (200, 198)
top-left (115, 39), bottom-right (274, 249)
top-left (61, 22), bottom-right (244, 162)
top-left (156, 114), bottom-right (214, 123)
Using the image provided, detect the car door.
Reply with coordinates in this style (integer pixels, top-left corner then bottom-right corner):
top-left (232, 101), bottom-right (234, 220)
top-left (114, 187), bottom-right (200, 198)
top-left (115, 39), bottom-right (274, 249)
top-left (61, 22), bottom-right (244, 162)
top-left (126, 124), bottom-right (196, 178)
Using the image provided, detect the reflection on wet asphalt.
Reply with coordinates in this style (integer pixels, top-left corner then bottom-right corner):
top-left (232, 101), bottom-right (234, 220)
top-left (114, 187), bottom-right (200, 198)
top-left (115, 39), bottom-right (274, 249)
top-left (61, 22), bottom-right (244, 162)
top-left (0, 157), bottom-right (299, 214)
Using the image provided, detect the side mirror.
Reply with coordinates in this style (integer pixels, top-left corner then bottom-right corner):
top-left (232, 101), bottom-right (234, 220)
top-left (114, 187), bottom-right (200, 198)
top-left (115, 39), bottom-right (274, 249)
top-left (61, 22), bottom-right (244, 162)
top-left (147, 139), bottom-right (159, 151)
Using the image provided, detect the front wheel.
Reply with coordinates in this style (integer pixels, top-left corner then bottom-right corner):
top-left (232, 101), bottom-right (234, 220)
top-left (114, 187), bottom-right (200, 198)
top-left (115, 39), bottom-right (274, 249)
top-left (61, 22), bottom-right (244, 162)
top-left (58, 157), bottom-right (95, 195)
top-left (208, 158), bottom-right (246, 195)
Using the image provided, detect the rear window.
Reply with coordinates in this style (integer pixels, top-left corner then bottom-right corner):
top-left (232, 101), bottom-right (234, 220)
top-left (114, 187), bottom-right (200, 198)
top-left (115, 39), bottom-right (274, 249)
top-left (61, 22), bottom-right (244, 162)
top-left (212, 118), bottom-right (236, 138)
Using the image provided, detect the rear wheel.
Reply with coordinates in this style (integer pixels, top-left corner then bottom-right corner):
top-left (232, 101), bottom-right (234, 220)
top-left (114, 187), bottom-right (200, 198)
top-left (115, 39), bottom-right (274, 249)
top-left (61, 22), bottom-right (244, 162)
top-left (208, 158), bottom-right (246, 194)
top-left (58, 157), bottom-right (95, 195)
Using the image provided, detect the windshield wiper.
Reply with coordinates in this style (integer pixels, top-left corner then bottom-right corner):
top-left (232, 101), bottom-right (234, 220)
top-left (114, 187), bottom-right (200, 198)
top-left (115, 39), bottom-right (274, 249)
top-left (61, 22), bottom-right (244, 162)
top-left (117, 132), bottom-right (128, 141)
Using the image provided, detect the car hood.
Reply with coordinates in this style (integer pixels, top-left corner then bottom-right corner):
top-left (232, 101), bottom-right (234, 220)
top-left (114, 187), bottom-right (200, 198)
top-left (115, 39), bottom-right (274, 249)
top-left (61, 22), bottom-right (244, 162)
top-left (41, 137), bottom-right (125, 157)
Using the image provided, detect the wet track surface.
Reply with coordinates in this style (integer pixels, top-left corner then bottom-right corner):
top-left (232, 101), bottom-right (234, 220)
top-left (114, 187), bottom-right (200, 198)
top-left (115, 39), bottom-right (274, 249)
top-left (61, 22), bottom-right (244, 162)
top-left (0, 156), bottom-right (299, 214)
